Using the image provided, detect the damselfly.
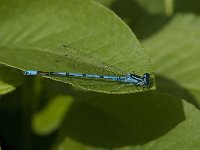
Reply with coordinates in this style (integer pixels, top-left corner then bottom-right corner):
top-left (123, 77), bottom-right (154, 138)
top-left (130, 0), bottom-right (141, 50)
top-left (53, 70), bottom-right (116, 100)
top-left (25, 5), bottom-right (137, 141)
top-left (24, 70), bottom-right (150, 87)
top-left (23, 45), bottom-right (153, 93)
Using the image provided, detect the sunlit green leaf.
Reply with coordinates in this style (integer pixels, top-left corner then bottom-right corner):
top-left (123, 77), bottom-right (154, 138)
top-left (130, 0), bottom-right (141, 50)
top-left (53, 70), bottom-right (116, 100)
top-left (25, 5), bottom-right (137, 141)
top-left (0, 0), bottom-right (154, 94)
top-left (0, 80), bottom-right (15, 94)
top-left (32, 95), bottom-right (73, 135)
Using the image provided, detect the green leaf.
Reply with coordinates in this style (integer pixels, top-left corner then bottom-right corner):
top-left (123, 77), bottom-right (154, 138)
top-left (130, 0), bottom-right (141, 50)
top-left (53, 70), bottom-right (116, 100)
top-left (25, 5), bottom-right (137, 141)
top-left (142, 13), bottom-right (200, 106)
top-left (95, 0), bottom-right (115, 7)
top-left (103, 0), bottom-right (169, 40)
top-left (0, 0), bottom-right (154, 94)
top-left (0, 80), bottom-right (15, 95)
top-left (0, 64), bottom-right (24, 86)
top-left (53, 92), bottom-right (200, 150)
top-left (0, 64), bottom-right (24, 94)
top-left (132, 0), bottom-right (165, 15)
top-left (96, 0), bottom-right (165, 15)
top-left (32, 95), bottom-right (73, 135)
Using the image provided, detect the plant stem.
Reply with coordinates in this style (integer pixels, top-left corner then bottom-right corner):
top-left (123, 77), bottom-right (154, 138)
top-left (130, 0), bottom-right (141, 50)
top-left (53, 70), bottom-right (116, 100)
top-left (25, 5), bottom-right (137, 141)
top-left (164, 0), bottom-right (174, 16)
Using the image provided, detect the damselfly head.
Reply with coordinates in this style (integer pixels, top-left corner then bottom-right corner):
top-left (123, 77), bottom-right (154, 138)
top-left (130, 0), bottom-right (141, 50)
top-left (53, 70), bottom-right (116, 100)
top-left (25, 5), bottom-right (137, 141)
top-left (143, 73), bottom-right (150, 86)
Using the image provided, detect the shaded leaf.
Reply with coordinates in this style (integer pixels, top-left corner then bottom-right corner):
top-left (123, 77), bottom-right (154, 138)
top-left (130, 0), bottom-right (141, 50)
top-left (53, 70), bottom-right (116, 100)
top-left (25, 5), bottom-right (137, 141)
top-left (134, 0), bottom-right (165, 14)
top-left (105, 0), bottom-right (170, 40)
top-left (0, 64), bottom-right (24, 94)
top-left (53, 92), bottom-right (200, 150)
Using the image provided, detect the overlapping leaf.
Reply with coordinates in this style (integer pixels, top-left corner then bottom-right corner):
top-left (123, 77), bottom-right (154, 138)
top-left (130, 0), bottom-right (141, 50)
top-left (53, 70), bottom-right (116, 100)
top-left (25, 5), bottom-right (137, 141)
top-left (53, 92), bottom-right (200, 150)
top-left (32, 95), bottom-right (73, 135)
top-left (143, 13), bottom-right (200, 106)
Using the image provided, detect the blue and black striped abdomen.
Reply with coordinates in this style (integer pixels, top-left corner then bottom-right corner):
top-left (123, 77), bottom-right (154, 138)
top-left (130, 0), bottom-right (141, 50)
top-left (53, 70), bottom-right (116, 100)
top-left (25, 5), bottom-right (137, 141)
top-left (24, 70), bottom-right (151, 87)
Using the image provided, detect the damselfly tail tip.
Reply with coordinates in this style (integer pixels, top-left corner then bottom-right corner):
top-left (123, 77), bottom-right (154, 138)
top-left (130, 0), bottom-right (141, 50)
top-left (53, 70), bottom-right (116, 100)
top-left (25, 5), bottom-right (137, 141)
top-left (23, 70), bottom-right (38, 75)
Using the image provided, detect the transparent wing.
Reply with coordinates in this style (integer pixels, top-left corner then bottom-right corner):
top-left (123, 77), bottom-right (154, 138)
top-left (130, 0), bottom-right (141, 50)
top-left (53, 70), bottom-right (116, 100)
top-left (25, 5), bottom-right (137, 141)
top-left (57, 44), bottom-right (126, 76)
top-left (43, 45), bottom-right (143, 93)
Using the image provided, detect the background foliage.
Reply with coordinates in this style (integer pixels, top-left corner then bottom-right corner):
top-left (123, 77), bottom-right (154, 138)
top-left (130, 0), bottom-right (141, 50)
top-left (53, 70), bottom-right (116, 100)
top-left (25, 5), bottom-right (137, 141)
top-left (0, 0), bottom-right (200, 150)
